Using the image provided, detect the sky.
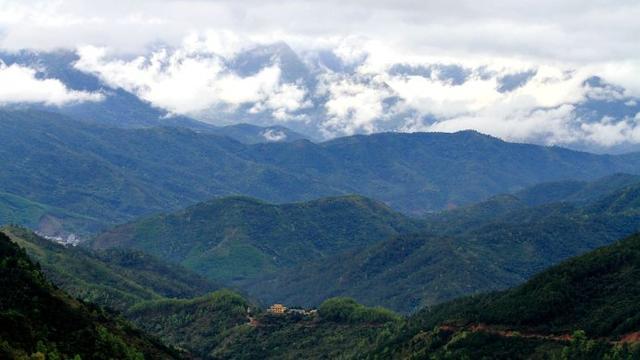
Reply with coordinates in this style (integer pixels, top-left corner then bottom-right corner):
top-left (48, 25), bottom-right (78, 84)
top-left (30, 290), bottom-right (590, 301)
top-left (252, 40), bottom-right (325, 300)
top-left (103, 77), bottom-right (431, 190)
top-left (1, 0), bottom-right (640, 149)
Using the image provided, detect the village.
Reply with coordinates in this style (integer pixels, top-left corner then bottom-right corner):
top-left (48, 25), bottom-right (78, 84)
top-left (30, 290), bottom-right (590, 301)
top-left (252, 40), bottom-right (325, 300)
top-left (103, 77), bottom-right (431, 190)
top-left (266, 303), bottom-right (317, 316)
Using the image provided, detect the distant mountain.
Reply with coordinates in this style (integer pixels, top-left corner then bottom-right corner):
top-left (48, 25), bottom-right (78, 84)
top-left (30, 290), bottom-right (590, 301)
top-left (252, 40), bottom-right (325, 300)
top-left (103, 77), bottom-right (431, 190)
top-left (0, 231), bottom-right (179, 359)
top-left (373, 232), bottom-right (640, 359)
top-left (0, 191), bottom-right (104, 237)
top-left (0, 50), bottom-right (311, 144)
top-left (3, 109), bottom-right (640, 236)
top-left (90, 195), bottom-right (419, 284)
top-left (249, 178), bottom-right (640, 313)
top-left (513, 173), bottom-right (640, 207)
top-left (0, 110), bottom-right (332, 233)
top-left (2, 226), bottom-right (218, 312)
top-left (210, 123), bottom-right (309, 144)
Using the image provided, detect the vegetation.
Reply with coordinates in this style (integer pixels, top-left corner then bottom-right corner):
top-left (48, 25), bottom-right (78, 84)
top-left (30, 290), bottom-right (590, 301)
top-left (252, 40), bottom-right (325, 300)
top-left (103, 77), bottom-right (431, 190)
top-left (250, 180), bottom-right (640, 313)
top-left (91, 195), bottom-right (419, 284)
top-left (318, 297), bottom-right (401, 324)
top-left (2, 226), bottom-right (218, 312)
top-left (0, 191), bottom-right (104, 237)
top-left (371, 232), bottom-right (640, 359)
top-left (126, 290), bottom-right (252, 357)
top-left (4, 219), bottom-right (640, 358)
top-left (0, 232), bottom-right (179, 359)
top-left (3, 109), bottom-right (640, 235)
top-left (211, 299), bottom-right (401, 360)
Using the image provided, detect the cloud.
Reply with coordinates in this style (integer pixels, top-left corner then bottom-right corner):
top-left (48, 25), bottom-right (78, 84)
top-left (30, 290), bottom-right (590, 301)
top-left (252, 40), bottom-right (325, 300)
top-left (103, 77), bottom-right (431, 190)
top-left (0, 62), bottom-right (102, 105)
top-left (75, 44), bottom-right (309, 117)
top-left (3, 0), bottom-right (640, 150)
top-left (580, 115), bottom-right (640, 147)
top-left (261, 128), bottom-right (287, 142)
top-left (1, 0), bottom-right (639, 65)
top-left (317, 72), bottom-right (395, 136)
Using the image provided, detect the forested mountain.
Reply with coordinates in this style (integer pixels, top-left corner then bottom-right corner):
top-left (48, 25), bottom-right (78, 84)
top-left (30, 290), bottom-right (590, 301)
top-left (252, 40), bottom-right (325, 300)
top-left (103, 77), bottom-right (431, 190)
top-left (4, 208), bottom-right (640, 359)
top-left (0, 191), bottom-right (104, 237)
top-left (249, 179), bottom-right (640, 313)
top-left (91, 195), bottom-right (419, 284)
top-left (2, 226), bottom-right (401, 359)
top-left (0, 231), bottom-right (179, 359)
top-left (373, 232), bottom-right (640, 359)
top-left (2, 226), bottom-right (218, 312)
top-left (3, 109), bottom-right (640, 237)
top-left (152, 232), bottom-right (640, 359)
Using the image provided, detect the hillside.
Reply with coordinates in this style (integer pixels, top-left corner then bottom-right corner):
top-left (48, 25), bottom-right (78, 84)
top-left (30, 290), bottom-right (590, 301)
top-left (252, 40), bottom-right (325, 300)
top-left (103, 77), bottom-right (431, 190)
top-left (2, 226), bottom-right (218, 312)
top-left (91, 195), bottom-right (419, 284)
top-left (0, 231), bottom-right (179, 359)
top-left (4, 109), bottom-right (640, 236)
top-left (373, 232), bottom-right (640, 359)
top-left (0, 110), bottom-right (336, 231)
top-left (0, 191), bottom-right (104, 237)
top-left (126, 290), bottom-right (253, 358)
top-left (214, 299), bottom-right (400, 360)
top-left (249, 180), bottom-right (640, 313)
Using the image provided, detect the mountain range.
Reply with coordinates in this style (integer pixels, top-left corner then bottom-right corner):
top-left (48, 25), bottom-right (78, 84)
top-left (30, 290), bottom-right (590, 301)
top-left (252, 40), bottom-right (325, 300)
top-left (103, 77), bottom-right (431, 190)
top-left (3, 46), bottom-right (640, 152)
top-left (87, 174), bottom-right (640, 314)
top-left (90, 195), bottom-right (418, 284)
top-left (6, 223), bottom-right (639, 358)
top-left (3, 109), bottom-right (640, 239)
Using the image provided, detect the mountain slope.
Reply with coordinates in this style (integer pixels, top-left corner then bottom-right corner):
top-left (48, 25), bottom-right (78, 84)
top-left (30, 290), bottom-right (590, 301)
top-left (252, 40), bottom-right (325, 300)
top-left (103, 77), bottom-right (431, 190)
top-left (0, 191), bottom-right (104, 237)
top-left (3, 109), bottom-right (640, 236)
top-left (250, 180), bottom-right (640, 313)
top-left (0, 110), bottom-right (336, 231)
top-left (373, 232), bottom-right (640, 359)
top-left (126, 290), bottom-right (253, 358)
top-left (0, 231), bottom-right (179, 359)
top-left (2, 226), bottom-right (218, 312)
top-left (245, 130), bottom-right (640, 213)
top-left (91, 195), bottom-right (419, 284)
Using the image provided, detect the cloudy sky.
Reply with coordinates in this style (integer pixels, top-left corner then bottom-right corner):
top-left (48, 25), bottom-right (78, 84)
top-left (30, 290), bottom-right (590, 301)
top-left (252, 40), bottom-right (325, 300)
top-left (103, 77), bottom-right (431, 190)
top-left (1, 0), bottom-right (640, 149)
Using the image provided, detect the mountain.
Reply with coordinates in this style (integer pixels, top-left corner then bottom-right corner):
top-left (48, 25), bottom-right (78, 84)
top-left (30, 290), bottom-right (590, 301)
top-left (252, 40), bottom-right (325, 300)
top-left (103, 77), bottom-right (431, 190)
top-left (249, 179), bottom-right (640, 313)
top-left (0, 110), bottom-right (334, 234)
top-left (5, 46), bottom-right (640, 152)
top-left (513, 173), bottom-right (640, 207)
top-left (0, 49), bottom-right (207, 129)
top-left (0, 50), bottom-right (312, 144)
top-left (90, 195), bottom-right (419, 284)
top-left (211, 297), bottom-right (401, 360)
top-left (202, 231), bottom-right (640, 359)
top-left (126, 290), bottom-right (253, 358)
top-left (0, 231), bottom-right (179, 359)
top-left (3, 109), bottom-right (640, 236)
top-left (245, 130), bottom-right (640, 213)
top-left (211, 123), bottom-right (309, 144)
top-left (2, 226), bottom-right (218, 312)
top-left (0, 191), bottom-right (104, 238)
top-left (373, 232), bottom-right (640, 359)
top-left (3, 226), bottom-right (398, 359)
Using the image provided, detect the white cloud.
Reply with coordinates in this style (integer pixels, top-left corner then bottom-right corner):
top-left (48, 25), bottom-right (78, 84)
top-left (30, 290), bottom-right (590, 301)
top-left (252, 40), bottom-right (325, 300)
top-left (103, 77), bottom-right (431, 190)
top-left (317, 72), bottom-right (395, 136)
top-left (250, 82), bottom-right (311, 121)
top-left (3, 1), bottom-right (640, 149)
top-left (1, 0), bottom-right (639, 64)
top-left (74, 44), bottom-right (308, 117)
top-left (423, 104), bottom-right (580, 145)
top-left (0, 62), bottom-right (102, 105)
top-left (261, 128), bottom-right (287, 142)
